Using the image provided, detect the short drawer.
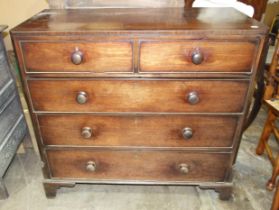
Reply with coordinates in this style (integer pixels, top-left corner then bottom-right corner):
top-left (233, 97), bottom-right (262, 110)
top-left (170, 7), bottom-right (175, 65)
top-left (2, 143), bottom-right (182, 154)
top-left (28, 79), bottom-right (249, 113)
top-left (21, 41), bottom-right (133, 73)
top-left (39, 114), bottom-right (238, 148)
top-left (140, 41), bottom-right (256, 73)
top-left (47, 149), bottom-right (230, 182)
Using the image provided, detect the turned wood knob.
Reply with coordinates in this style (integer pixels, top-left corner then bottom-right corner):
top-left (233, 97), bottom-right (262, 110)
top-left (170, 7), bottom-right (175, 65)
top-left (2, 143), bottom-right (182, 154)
top-left (76, 91), bottom-right (88, 104)
top-left (81, 127), bottom-right (93, 139)
top-left (187, 91), bottom-right (199, 105)
top-left (86, 161), bottom-right (97, 172)
top-left (71, 48), bottom-right (83, 65)
top-left (182, 127), bottom-right (193, 140)
top-left (178, 163), bottom-right (189, 174)
top-left (191, 50), bottom-right (204, 65)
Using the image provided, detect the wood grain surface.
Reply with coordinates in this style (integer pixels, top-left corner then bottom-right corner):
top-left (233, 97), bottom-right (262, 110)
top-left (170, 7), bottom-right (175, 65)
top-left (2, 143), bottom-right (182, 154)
top-left (28, 79), bottom-right (249, 113)
top-left (38, 114), bottom-right (238, 147)
top-left (47, 149), bottom-right (230, 181)
top-left (22, 41), bottom-right (133, 72)
top-left (140, 41), bottom-right (256, 72)
top-left (9, 7), bottom-right (268, 198)
top-left (10, 8), bottom-right (267, 34)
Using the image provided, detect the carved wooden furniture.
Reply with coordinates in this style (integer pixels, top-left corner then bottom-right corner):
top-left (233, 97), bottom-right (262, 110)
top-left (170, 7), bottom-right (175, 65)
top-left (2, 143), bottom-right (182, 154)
top-left (264, 34), bottom-right (279, 100)
top-left (11, 7), bottom-right (268, 199)
top-left (0, 25), bottom-right (27, 199)
top-left (257, 100), bottom-right (279, 191)
top-left (256, 34), bottom-right (279, 191)
top-left (241, 0), bottom-right (268, 21)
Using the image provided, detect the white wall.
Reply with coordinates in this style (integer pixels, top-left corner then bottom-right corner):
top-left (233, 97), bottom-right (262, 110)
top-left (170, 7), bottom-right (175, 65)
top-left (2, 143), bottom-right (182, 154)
top-left (0, 0), bottom-right (49, 50)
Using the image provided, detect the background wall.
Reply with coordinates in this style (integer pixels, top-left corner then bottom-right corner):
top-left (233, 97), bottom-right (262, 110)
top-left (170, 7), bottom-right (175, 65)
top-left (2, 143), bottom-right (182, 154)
top-left (51, 0), bottom-right (184, 8)
top-left (264, 2), bottom-right (279, 27)
top-left (0, 0), bottom-right (49, 50)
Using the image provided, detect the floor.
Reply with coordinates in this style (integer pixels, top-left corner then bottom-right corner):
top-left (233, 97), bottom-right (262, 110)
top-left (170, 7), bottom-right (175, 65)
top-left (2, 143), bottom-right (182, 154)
top-left (0, 108), bottom-right (276, 210)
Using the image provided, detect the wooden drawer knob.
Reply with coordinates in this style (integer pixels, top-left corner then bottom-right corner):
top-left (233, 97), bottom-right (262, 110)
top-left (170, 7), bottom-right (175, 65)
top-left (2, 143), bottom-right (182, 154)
top-left (86, 161), bottom-right (97, 172)
top-left (76, 91), bottom-right (88, 104)
top-left (182, 127), bottom-right (193, 140)
top-left (81, 127), bottom-right (93, 139)
top-left (191, 50), bottom-right (204, 65)
top-left (187, 91), bottom-right (199, 105)
top-left (71, 47), bottom-right (83, 65)
top-left (178, 163), bottom-right (189, 174)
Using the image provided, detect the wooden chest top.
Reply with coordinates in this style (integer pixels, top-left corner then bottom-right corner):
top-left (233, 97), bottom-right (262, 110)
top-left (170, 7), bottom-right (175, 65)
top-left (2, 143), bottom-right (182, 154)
top-left (11, 8), bottom-right (267, 35)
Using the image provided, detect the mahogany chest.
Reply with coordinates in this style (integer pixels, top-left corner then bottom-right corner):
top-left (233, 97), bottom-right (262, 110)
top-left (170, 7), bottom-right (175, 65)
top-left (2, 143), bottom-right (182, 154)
top-left (10, 8), bottom-right (268, 199)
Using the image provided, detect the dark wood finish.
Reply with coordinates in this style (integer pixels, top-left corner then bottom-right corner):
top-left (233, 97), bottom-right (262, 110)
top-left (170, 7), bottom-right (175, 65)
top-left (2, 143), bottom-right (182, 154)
top-left (238, 0), bottom-right (268, 21)
top-left (215, 186), bottom-right (233, 201)
top-left (47, 149), bottom-right (230, 182)
top-left (10, 8), bottom-right (267, 34)
top-left (38, 114), bottom-right (238, 148)
top-left (21, 41), bottom-right (133, 73)
top-left (199, 166), bottom-right (233, 200)
top-left (10, 8), bottom-right (268, 199)
top-left (43, 183), bottom-right (59, 198)
top-left (43, 182), bottom-right (75, 198)
top-left (28, 79), bottom-right (249, 113)
top-left (184, 0), bottom-right (194, 9)
top-left (140, 41), bottom-right (256, 73)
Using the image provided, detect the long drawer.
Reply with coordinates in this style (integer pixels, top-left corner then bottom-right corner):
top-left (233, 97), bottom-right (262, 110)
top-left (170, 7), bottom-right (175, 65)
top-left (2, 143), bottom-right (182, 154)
top-left (21, 41), bottom-right (133, 73)
top-left (28, 79), bottom-right (249, 113)
top-left (39, 114), bottom-right (238, 148)
top-left (140, 41), bottom-right (256, 73)
top-left (47, 149), bottom-right (230, 182)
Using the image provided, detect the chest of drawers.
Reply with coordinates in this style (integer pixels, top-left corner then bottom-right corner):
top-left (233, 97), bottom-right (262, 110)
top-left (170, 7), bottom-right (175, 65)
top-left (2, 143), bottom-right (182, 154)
top-left (11, 8), bottom-right (268, 199)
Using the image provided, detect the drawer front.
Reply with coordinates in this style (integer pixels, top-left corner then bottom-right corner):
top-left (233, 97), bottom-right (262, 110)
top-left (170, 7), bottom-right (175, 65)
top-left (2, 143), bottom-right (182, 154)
top-left (0, 39), bottom-right (15, 108)
top-left (47, 149), bottom-right (230, 182)
top-left (39, 115), bottom-right (238, 148)
top-left (0, 81), bottom-right (15, 110)
top-left (0, 115), bottom-right (26, 176)
top-left (140, 41), bottom-right (256, 72)
top-left (28, 79), bottom-right (249, 113)
top-left (0, 40), bottom-right (12, 89)
top-left (0, 96), bottom-right (23, 145)
top-left (21, 41), bottom-right (133, 73)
